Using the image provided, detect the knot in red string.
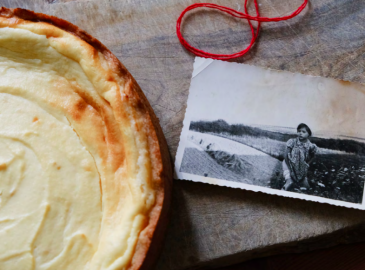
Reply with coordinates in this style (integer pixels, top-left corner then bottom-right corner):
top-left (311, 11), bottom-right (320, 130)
top-left (176, 0), bottom-right (308, 60)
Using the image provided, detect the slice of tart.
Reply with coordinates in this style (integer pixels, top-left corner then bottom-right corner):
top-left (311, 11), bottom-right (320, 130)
top-left (0, 7), bottom-right (172, 270)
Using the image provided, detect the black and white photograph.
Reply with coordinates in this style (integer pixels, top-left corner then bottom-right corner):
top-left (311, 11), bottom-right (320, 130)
top-left (175, 58), bottom-right (365, 209)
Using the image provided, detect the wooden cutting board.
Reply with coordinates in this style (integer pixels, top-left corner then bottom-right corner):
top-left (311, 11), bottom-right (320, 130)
top-left (2, 0), bottom-right (365, 269)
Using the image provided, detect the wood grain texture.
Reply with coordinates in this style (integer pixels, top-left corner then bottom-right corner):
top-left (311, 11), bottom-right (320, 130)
top-left (1, 0), bottom-right (365, 269)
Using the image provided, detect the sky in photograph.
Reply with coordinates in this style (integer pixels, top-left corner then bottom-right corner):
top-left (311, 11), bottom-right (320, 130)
top-left (187, 58), bottom-right (365, 138)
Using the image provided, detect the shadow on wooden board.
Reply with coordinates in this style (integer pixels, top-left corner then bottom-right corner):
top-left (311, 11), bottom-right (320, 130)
top-left (219, 241), bottom-right (365, 270)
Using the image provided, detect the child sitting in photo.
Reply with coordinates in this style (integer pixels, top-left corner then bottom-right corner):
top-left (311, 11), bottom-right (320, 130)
top-left (282, 123), bottom-right (318, 191)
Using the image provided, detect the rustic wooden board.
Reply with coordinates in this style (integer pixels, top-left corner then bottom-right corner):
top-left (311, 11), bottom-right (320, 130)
top-left (2, 0), bottom-right (365, 269)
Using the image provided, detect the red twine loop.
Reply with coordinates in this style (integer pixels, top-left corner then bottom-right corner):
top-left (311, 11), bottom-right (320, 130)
top-left (176, 0), bottom-right (308, 60)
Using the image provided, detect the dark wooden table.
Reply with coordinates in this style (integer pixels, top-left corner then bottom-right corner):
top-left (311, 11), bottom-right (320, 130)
top-left (218, 241), bottom-right (365, 270)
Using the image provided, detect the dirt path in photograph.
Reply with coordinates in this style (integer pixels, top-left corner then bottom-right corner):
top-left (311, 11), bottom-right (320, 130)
top-left (180, 131), bottom-right (282, 187)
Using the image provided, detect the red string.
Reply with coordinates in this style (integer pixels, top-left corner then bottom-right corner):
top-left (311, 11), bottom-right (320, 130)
top-left (176, 0), bottom-right (308, 60)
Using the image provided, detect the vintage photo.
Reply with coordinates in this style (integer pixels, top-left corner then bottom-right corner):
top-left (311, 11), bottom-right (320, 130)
top-left (175, 58), bottom-right (365, 209)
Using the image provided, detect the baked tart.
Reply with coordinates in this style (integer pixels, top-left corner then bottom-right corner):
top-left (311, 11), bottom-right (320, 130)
top-left (0, 7), bottom-right (172, 270)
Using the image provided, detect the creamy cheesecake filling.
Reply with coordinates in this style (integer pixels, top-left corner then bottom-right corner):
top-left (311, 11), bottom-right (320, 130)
top-left (0, 22), bottom-right (155, 270)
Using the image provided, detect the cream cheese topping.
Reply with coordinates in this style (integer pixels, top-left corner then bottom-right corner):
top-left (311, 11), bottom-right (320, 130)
top-left (0, 19), bottom-right (155, 270)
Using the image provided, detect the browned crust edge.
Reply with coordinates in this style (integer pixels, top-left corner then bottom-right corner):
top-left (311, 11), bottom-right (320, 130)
top-left (0, 7), bottom-right (173, 270)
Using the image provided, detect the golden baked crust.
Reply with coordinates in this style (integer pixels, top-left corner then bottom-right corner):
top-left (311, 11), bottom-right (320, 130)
top-left (0, 7), bottom-right (172, 270)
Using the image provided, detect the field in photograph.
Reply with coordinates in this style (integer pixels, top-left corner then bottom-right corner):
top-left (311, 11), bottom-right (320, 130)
top-left (180, 132), bottom-right (282, 187)
top-left (180, 120), bottom-right (365, 203)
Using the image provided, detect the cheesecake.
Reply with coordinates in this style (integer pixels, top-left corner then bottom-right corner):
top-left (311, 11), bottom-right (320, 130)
top-left (0, 7), bottom-right (172, 270)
